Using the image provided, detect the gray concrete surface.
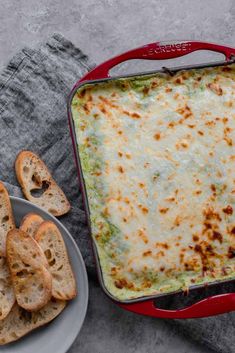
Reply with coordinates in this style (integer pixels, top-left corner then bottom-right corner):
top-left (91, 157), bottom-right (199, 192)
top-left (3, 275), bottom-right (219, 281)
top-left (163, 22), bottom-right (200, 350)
top-left (1, 1), bottom-right (235, 352)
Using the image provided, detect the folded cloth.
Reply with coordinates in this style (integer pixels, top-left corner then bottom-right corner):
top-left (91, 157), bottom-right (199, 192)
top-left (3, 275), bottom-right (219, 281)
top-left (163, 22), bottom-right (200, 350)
top-left (0, 33), bottom-right (234, 353)
top-left (0, 34), bottom-right (95, 270)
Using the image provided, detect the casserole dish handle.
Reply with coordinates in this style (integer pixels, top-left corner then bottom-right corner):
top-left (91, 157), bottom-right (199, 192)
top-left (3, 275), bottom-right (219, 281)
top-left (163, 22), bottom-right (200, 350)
top-left (119, 293), bottom-right (235, 319)
top-left (79, 40), bottom-right (235, 82)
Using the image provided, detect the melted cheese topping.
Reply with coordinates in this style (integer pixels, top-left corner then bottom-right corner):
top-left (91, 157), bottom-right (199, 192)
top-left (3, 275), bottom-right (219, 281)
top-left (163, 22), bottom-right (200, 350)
top-left (72, 64), bottom-right (235, 300)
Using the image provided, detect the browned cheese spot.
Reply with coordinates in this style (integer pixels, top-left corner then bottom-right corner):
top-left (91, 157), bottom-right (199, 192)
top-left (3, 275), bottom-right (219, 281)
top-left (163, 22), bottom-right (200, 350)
top-left (114, 278), bottom-right (134, 290)
top-left (174, 77), bottom-right (183, 84)
top-left (203, 206), bottom-right (222, 222)
top-left (159, 207), bottom-right (169, 214)
top-left (142, 250), bottom-right (152, 257)
top-left (222, 205), bottom-right (233, 215)
top-left (174, 215), bottom-right (181, 227)
top-left (223, 117), bottom-right (229, 124)
top-left (165, 87), bottom-right (172, 93)
top-left (143, 87), bottom-right (150, 95)
top-left (154, 132), bottom-right (161, 140)
top-left (193, 234), bottom-right (199, 242)
top-left (212, 230), bottom-right (223, 243)
top-left (228, 246), bottom-right (235, 259)
top-left (155, 242), bottom-right (169, 250)
top-left (224, 136), bottom-right (233, 146)
top-left (98, 95), bottom-right (118, 109)
top-left (207, 82), bottom-right (223, 96)
top-left (118, 166), bottom-right (124, 173)
top-left (194, 242), bottom-right (216, 273)
top-left (137, 229), bottom-right (148, 244)
top-left (176, 104), bottom-right (193, 119)
top-left (222, 67), bottom-right (232, 72)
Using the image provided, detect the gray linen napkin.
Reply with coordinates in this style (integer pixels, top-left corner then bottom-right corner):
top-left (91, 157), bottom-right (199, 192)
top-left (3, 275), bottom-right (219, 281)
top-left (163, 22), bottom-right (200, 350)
top-left (0, 34), bottom-right (234, 353)
top-left (0, 34), bottom-right (95, 270)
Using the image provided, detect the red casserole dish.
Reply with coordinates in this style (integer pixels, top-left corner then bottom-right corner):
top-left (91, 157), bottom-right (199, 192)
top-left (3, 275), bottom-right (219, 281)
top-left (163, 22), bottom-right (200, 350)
top-left (68, 40), bottom-right (235, 319)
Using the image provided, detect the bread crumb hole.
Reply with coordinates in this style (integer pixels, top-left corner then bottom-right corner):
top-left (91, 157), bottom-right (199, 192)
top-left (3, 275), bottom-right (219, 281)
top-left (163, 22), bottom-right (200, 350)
top-left (30, 181), bottom-right (50, 198)
top-left (48, 209), bottom-right (57, 214)
top-left (16, 269), bottom-right (28, 278)
top-left (49, 258), bottom-right (56, 266)
top-left (23, 166), bottom-right (29, 173)
top-left (2, 215), bottom-right (9, 222)
top-left (20, 309), bottom-right (32, 322)
top-left (44, 249), bottom-right (52, 260)
top-left (38, 284), bottom-right (43, 291)
top-left (12, 263), bottom-right (20, 269)
top-left (32, 173), bottom-right (41, 186)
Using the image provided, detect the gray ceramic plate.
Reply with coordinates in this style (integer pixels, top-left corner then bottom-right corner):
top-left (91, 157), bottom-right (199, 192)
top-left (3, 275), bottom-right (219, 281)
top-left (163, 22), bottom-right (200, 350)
top-left (1, 197), bottom-right (88, 353)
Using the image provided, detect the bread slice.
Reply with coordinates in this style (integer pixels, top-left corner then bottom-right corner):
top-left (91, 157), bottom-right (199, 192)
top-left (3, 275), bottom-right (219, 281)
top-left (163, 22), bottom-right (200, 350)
top-left (0, 256), bottom-right (15, 320)
top-left (0, 299), bottom-right (66, 345)
top-left (7, 229), bottom-right (52, 311)
top-left (15, 151), bottom-right (70, 217)
top-left (35, 221), bottom-right (76, 300)
top-left (0, 182), bottom-right (15, 256)
top-left (20, 213), bottom-right (44, 238)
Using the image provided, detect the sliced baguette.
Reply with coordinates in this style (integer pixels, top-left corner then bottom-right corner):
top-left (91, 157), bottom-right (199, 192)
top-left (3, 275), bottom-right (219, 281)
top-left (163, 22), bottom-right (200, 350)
top-left (20, 213), bottom-right (44, 238)
top-left (7, 229), bottom-right (52, 311)
top-left (35, 221), bottom-right (76, 300)
top-left (15, 151), bottom-right (70, 217)
top-left (0, 299), bottom-right (66, 345)
top-left (0, 256), bottom-right (15, 320)
top-left (0, 182), bottom-right (15, 256)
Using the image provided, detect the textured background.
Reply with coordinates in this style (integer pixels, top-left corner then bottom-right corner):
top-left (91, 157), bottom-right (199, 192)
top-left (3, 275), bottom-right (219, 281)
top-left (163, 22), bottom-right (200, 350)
top-left (1, 1), bottom-right (235, 352)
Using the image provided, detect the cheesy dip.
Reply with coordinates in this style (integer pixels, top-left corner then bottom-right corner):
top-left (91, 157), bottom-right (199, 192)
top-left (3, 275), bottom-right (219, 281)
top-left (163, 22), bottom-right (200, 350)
top-left (71, 64), bottom-right (235, 300)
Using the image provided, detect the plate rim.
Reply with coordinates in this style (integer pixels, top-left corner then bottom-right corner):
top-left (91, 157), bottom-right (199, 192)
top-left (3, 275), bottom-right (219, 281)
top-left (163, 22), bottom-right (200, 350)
top-left (8, 196), bottom-right (89, 353)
